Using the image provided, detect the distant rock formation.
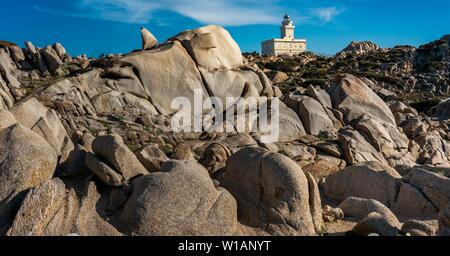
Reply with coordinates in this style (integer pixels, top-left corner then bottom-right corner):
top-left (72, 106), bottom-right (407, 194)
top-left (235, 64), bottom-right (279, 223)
top-left (336, 41), bottom-right (381, 58)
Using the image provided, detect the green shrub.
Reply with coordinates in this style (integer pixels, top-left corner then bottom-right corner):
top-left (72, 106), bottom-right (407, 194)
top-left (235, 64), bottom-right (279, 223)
top-left (265, 59), bottom-right (299, 72)
top-left (303, 78), bottom-right (328, 87)
top-left (410, 99), bottom-right (441, 113)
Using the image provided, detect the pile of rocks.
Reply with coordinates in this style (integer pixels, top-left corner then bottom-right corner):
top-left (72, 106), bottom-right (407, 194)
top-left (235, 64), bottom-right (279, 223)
top-left (253, 35), bottom-right (450, 104)
top-left (336, 41), bottom-right (382, 58)
top-left (0, 25), bottom-right (449, 236)
top-left (0, 40), bottom-right (91, 110)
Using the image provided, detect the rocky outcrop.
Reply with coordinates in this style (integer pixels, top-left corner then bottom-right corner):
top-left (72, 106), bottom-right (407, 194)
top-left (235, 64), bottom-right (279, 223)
top-left (0, 124), bottom-right (58, 233)
top-left (283, 89), bottom-right (339, 136)
top-left (40, 46), bottom-right (63, 74)
top-left (199, 143), bottom-right (231, 174)
top-left (438, 205), bottom-right (450, 235)
top-left (402, 220), bottom-right (436, 236)
top-left (352, 212), bottom-right (399, 236)
top-left (7, 180), bottom-right (121, 236)
top-left (9, 98), bottom-right (74, 163)
top-left (136, 145), bottom-right (169, 173)
top-left (329, 74), bottom-right (396, 126)
top-left (329, 75), bottom-right (417, 168)
top-left (338, 129), bottom-right (388, 166)
top-left (0, 25), bottom-right (449, 237)
top-left (403, 168), bottom-right (450, 212)
top-left (391, 181), bottom-right (438, 219)
top-left (171, 25), bottom-right (243, 71)
top-left (298, 96), bottom-right (335, 135)
top-left (336, 41), bottom-right (381, 58)
top-left (169, 25), bottom-right (274, 107)
top-left (324, 161), bottom-right (401, 207)
top-left (141, 27), bottom-right (158, 50)
top-left (433, 98), bottom-right (450, 120)
top-left (118, 160), bottom-right (237, 236)
top-left (89, 134), bottom-right (148, 182)
top-left (339, 197), bottom-right (401, 228)
top-left (121, 41), bottom-right (208, 115)
top-left (219, 147), bottom-right (316, 235)
top-left (7, 178), bottom-right (66, 236)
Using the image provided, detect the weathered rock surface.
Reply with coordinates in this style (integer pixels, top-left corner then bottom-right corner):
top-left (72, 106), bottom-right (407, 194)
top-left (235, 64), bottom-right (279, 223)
top-left (401, 220), bottom-right (436, 236)
top-left (91, 134), bottom-right (148, 180)
top-left (0, 124), bottom-right (58, 232)
top-left (170, 25), bottom-right (243, 71)
top-left (0, 110), bottom-right (16, 130)
top-left (438, 205), bottom-right (450, 235)
top-left (336, 41), bottom-right (381, 58)
top-left (85, 153), bottom-right (125, 187)
top-left (1, 24), bottom-right (450, 237)
top-left (136, 145), bottom-right (169, 172)
top-left (40, 46), bottom-right (63, 73)
top-left (352, 212), bottom-right (399, 236)
top-left (338, 129), bottom-right (388, 166)
top-left (6, 179), bottom-right (121, 236)
top-left (199, 143), bottom-right (231, 174)
top-left (9, 98), bottom-right (74, 163)
top-left (329, 74), bottom-right (396, 125)
top-left (324, 161), bottom-right (401, 207)
top-left (119, 160), bottom-right (237, 236)
top-left (141, 27), bottom-right (158, 50)
top-left (338, 197), bottom-right (400, 228)
top-left (403, 168), bottom-right (450, 212)
top-left (219, 147), bottom-right (315, 235)
top-left (122, 41), bottom-right (208, 115)
top-left (322, 205), bottom-right (344, 223)
top-left (52, 43), bottom-right (67, 59)
top-left (391, 181), bottom-right (438, 219)
top-left (298, 96), bottom-right (335, 135)
top-left (306, 172), bottom-right (324, 233)
top-left (75, 182), bottom-right (122, 236)
top-left (7, 178), bottom-right (66, 236)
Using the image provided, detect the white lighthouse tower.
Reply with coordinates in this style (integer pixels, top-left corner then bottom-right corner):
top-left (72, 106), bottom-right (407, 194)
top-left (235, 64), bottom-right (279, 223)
top-left (281, 14), bottom-right (295, 40)
top-left (261, 14), bottom-right (307, 56)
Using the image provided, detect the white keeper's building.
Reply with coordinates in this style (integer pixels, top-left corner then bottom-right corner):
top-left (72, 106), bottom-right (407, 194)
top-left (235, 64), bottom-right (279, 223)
top-left (261, 15), bottom-right (307, 56)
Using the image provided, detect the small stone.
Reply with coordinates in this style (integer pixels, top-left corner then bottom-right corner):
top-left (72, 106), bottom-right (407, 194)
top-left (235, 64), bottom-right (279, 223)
top-left (401, 220), bottom-right (435, 236)
top-left (352, 212), bottom-right (399, 236)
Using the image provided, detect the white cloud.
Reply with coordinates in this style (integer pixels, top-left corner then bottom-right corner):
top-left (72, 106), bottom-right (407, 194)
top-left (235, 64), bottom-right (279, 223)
top-left (77, 0), bottom-right (161, 23)
top-left (33, 0), bottom-right (346, 27)
top-left (70, 0), bottom-right (281, 26)
top-left (168, 1), bottom-right (280, 26)
top-left (309, 7), bottom-right (345, 23)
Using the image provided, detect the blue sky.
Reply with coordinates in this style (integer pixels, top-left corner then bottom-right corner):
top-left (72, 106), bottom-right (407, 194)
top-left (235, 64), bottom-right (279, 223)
top-left (0, 0), bottom-right (449, 57)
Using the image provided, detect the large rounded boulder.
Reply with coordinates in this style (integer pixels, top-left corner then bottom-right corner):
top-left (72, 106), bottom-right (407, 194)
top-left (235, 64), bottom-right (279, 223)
top-left (0, 124), bottom-right (58, 232)
top-left (118, 160), bottom-right (237, 236)
top-left (329, 74), bottom-right (396, 125)
top-left (324, 161), bottom-right (401, 207)
top-left (219, 146), bottom-right (316, 235)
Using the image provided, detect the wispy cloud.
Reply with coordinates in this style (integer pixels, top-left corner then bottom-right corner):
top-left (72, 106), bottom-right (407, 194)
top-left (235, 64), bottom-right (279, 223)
top-left (309, 7), bottom-right (345, 23)
top-left (77, 0), bottom-right (162, 23)
top-left (167, 1), bottom-right (280, 26)
top-left (33, 0), bottom-right (346, 26)
top-left (33, 0), bottom-right (280, 26)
